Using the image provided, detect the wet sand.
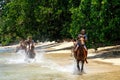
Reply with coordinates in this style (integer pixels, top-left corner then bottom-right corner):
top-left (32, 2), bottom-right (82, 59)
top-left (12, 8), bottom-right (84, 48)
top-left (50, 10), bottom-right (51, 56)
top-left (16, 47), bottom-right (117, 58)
top-left (45, 53), bottom-right (120, 80)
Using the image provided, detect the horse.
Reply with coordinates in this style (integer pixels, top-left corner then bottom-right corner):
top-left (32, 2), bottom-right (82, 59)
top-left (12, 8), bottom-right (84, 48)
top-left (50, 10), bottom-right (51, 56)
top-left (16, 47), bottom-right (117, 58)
top-left (16, 40), bottom-right (36, 61)
top-left (73, 37), bottom-right (88, 72)
top-left (26, 44), bottom-right (36, 59)
top-left (15, 42), bottom-right (27, 53)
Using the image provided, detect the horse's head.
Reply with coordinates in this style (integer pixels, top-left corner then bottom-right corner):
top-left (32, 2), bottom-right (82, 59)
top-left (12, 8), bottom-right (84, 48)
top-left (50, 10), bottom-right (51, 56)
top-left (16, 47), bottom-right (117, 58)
top-left (79, 36), bottom-right (85, 45)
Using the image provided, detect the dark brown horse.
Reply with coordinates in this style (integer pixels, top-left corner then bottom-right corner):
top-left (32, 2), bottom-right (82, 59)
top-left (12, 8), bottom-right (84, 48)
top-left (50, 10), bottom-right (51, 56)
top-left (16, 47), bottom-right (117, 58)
top-left (26, 44), bottom-right (36, 59)
top-left (16, 40), bottom-right (36, 61)
top-left (73, 37), bottom-right (87, 72)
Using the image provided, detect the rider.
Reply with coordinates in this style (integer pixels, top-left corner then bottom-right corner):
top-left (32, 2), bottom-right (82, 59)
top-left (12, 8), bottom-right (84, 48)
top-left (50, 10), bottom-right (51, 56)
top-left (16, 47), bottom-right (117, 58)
top-left (75, 29), bottom-right (87, 51)
top-left (23, 36), bottom-right (36, 60)
top-left (20, 39), bottom-right (26, 47)
top-left (75, 29), bottom-right (88, 63)
top-left (15, 38), bottom-right (26, 52)
top-left (78, 29), bottom-right (87, 51)
top-left (25, 36), bottom-right (35, 50)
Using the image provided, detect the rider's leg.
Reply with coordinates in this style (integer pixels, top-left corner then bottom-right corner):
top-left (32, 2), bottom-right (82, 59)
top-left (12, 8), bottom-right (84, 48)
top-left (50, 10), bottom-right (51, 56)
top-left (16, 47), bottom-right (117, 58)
top-left (74, 41), bottom-right (81, 52)
top-left (74, 45), bottom-right (79, 52)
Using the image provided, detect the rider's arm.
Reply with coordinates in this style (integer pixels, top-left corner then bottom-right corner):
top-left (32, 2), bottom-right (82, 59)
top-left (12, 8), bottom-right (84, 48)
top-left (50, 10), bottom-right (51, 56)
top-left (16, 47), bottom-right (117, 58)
top-left (84, 35), bottom-right (88, 42)
top-left (32, 40), bottom-right (35, 46)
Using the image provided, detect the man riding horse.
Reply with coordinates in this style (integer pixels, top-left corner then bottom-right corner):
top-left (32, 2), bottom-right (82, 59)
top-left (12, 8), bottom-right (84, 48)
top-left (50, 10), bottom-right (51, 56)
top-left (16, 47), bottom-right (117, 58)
top-left (25, 36), bottom-right (36, 59)
top-left (16, 36), bottom-right (36, 61)
top-left (74, 29), bottom-right (88, 63)
top-left (73, 29), bottom-right (88, 72)
top-left (16, 38), bottom-right (26, 52)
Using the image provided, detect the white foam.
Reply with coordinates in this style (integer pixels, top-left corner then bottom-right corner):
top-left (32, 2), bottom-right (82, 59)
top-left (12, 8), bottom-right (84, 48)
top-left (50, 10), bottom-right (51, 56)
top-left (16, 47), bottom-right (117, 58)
top-left (5, 49), bottom-right (85, 74)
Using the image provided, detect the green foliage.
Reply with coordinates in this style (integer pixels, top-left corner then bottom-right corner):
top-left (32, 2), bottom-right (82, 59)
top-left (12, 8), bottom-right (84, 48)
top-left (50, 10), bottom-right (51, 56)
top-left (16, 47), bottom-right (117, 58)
top-left (70, 0), bottom-right (120, 48)
top-left (70, 0), bottom-right (91, 38)
top-left (0, 0), bottom-right (120, 47)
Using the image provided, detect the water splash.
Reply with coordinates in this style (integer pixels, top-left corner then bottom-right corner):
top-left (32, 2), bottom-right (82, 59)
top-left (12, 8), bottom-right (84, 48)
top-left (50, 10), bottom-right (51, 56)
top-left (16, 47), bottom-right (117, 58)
top-left (6, 50), bottom-right (28, 64)
top-left (5, 48), bottom-right (86, 75)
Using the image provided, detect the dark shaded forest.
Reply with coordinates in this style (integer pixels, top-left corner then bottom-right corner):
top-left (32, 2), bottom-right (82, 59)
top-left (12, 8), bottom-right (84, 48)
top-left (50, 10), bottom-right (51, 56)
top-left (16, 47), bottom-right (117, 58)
top-left (0, 0), bottom-right (120, 47)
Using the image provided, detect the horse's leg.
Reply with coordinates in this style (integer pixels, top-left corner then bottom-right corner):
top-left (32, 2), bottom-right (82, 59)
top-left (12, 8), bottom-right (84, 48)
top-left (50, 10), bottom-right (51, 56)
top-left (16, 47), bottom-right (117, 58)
top-left (85, 50), bottom-right (88, 63)
top-left (77, 60), bottom-right (80, 71)
top-left (15, 46), bottom-right (20, 52)
top-left (81, 60), bottom-right (85, 72)
top-left (83, 48), bottom-right (88, 64)
top-left (85, 58), bottom-right (88, 63)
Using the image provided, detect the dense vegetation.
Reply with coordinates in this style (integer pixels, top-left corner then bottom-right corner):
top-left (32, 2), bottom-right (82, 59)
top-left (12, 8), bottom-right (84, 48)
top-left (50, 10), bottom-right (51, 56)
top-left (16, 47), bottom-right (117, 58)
top-left (0, 0), bottom-right (120, 47)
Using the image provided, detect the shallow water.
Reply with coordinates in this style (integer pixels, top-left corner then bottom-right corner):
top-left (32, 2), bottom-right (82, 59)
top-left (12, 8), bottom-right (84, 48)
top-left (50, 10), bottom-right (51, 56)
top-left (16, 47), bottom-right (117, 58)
top-left (0, 48), bottom-right (77, 80)
top-left (0, 46), bottom-right (120, 80)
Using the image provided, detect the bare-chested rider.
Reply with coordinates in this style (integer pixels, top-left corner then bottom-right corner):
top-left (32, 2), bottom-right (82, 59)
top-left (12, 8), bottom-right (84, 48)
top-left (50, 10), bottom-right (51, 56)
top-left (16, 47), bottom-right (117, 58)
top-left (25, 36), bottom-right (35, 55)
top-left (16, 38), bottom-right (26, 52)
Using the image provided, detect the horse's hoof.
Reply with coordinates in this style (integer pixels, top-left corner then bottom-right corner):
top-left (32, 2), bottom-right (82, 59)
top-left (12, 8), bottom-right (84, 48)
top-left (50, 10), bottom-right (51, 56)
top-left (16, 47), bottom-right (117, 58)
top-left (81, 71), bottom-right (86, 74)
top-left (79, 72), bottom-right (82, 75)
top-left (73, 71), bottom-right (82, 75)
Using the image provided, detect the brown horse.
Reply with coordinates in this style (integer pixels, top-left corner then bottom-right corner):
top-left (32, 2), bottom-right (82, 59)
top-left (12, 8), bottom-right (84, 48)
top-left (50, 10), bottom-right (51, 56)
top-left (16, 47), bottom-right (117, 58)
top-left (16, 40), bottom-right (36, 61)
top-left (26, 43), bottom-right (36, 59)
top-left (15, 40), bottom-right (27, 53)
top-left (73, 37), bottom-right (87, 72)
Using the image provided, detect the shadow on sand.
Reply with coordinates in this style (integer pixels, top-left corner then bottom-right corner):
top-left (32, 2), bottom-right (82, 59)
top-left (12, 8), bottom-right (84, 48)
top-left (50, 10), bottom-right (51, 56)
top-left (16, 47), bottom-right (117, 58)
top-left (36, 42), bottom-right (120, 59)
top-left (36, 43), bottom-right (62, 49)
top-left (36, 42), bottom-right (73, 52)
top-left (88, 50), bottom-right (120, 59)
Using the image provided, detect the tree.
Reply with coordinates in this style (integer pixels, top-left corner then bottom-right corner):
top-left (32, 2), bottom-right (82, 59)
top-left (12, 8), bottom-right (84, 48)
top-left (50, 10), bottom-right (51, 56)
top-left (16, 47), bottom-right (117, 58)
top-left (0, 0), bottom-right (120, 47)
top-left (70, 0), bottom-right (91, 38)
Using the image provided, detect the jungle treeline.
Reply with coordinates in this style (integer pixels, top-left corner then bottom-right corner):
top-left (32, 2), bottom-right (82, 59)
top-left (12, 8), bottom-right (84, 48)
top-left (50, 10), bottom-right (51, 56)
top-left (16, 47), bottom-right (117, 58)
top-left (0, 0), bottom-right (120, 47)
